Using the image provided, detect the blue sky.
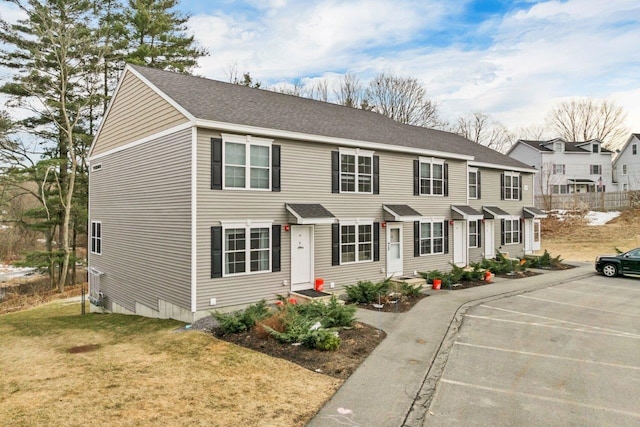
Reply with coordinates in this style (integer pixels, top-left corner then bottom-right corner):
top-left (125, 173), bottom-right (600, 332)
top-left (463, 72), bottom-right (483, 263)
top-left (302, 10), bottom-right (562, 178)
top-left (178, 0), bottom-right (640, 141)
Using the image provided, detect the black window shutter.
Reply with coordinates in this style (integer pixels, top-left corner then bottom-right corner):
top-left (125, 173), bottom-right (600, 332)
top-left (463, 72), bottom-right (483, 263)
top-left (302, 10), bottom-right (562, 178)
top-left (373, 222), bottom-right (380, 261)
top-left (443, 221), bottom-right (449, 254)
top-left (331, 223), bottom-right (340, 265)
top-left (477, 220), bottom-right (482, 247)
top-left (519, 219), bottom-right (523, 244)
top-left (414, 221), bottom-right (420, 257)
top-left (271, 225), bottom-right (281, 272)
top-left (413, 160), bottom-right (420, 195)
top-left (331, 151), bottom-right (340, 193)
top-left (501, 219), bottom-right (506, 245)
top-left (211, 138), bottom-right (223, 190)
top-left (500, 172), bottom-right (505, 200)
top-left (477, 170), bottom-right (482, 199)
top-left (272, 145), bottom-right (281, 192)
top-left (373, 155), bottom-right (380, 194)
top-left (519, 176), bottom-right (523, 201)
top-left (211, 226), bottom-right (223, 278)
top-left (443, 163), bottom-right (449, 197)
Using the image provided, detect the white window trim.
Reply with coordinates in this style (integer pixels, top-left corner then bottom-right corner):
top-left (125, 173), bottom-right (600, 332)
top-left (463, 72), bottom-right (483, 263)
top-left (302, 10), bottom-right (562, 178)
top-left (221, 220), bottom-right (273, 277)
top-left (419, 218), bottom-right (446, 256)
top-left (622, 164), bottom-right (628, 175)
top-left (419, 157), bottom-right (445, 197)
top-left (90, 221), bottom-right (102, 255)
top-left (468, 220), bottom-right (479, 248)
top-left (338, 147), bottom-right (375, 194)
top-left (91, 163), bottom-right (102, 172)
top-left (339, 218), bottom-right (374, 264)
top-left (503, 171), bottom-right (521, 201)
top-left (589, 164), bottom-right (602, 175)
top-left (503, 216), bottom-right (521, 245)
top-left (552, 164), bottom-right (565, 175)
top-left (468, 167), bottom-right (478, 200)
top-left (222, 133), bottom-right (273, 191)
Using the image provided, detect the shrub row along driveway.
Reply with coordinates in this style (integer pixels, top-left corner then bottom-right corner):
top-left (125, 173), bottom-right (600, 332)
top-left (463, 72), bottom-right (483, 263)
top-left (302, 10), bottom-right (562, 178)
top-left (426, 275), bottom-right (640, 426)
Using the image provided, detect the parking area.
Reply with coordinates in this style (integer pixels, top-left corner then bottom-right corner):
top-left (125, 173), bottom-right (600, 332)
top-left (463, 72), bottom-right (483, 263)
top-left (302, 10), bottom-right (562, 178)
top-left (425, 275), bottom-right (640, 426)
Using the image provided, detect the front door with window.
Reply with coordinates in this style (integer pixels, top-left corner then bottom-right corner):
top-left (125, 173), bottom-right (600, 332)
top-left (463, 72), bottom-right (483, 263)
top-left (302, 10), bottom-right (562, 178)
top-left (291, 225), bottom-right (313, 291)
top-left (484, 220), bottom-right (495, 258)
top-left (453, 221), bottom-right (467, 266)
top-left (523, 219), bottom-right (542, 254)
top-left (386, 223), bottom-right (403, 276)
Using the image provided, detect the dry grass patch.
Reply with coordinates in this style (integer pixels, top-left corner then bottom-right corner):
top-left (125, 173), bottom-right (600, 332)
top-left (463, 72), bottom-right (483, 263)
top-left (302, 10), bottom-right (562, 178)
top-left (0, 300), bottom-right (339, 426)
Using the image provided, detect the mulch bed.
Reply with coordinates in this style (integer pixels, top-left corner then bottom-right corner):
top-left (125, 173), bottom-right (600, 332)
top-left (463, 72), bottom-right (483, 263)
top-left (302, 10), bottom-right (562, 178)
top-left (347, 293), bottom-right (428, 313)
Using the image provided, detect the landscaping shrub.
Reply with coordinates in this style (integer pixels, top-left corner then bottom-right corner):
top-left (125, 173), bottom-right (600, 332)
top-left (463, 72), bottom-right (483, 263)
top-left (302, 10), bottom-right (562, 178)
top-left (213, 300), bottom-right (271, 335)
top-left (320, 296), bottom-right (356, 328)
top-left (399, 282), bottom-right (423, 297)
top-left (345, 279), bottom-right (390, 304)
top-left (419, 269), bottom-right (448, 284)
top-left (304, 329), bottom-right (341, 351)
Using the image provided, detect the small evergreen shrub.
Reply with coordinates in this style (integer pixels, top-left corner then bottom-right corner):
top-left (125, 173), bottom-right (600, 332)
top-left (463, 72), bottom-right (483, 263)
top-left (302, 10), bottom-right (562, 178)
top-left (345, 280), bottom-right (390, 304)
top-left (399, 282), bottom-right (423, 297)
top-left (304, 329), bottom-right (341, 351)
top-left (213, 300), bottom-right (271, 335)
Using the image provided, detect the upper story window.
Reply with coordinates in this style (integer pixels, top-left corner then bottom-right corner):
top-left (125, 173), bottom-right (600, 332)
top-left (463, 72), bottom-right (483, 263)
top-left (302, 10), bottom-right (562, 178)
top-left (552, 164), bottom-right (565, 174)
top-left (419, 157), bottom-right (447, 196)
top-left (553, 142), bottom-right (564, 152)
top-left (633, 144), bottom-right (637, 155)
top-left (468, 168), bottom-right (480, 199)
top-left (332, 149), bottom-right (379, 194)
top-left (590, 164), bottom-right (602, 175)
top-left (622, 164), bottom-right (628, 175)
top-left (91, 221), bottom-right (102, 255)
top-left (592, 143), bottom-right (599, 153)
top-left (501, 171), bottom-right (521, 200)
top-left (223, 134), bottom-right (273, 190)
top-left (340, 148), bottom-right (373, 193)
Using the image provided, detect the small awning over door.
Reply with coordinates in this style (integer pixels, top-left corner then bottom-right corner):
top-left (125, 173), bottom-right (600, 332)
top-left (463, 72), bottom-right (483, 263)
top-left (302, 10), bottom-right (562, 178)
top-left (482, 206), bottom-right (511, 219)
top-left (523, 206), bottom-right (548, 219)
top-left (382, 204), bottom-right (423, 221)
top-left (286, 203), bottom-right (336, 224)
top-left (451, 205), bottom-right (483, 221)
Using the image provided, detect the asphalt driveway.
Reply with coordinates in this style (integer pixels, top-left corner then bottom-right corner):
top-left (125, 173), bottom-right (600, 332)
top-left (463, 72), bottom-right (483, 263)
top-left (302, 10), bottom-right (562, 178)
top-left (424, 275), bottom-right (640, 426)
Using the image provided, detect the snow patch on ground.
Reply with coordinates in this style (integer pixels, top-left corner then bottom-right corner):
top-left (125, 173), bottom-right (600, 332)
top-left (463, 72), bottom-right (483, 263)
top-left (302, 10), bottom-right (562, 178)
top-left (585, 211), bottom-right (620, 226)
top-left (0, 264), bottom-right (36, 283)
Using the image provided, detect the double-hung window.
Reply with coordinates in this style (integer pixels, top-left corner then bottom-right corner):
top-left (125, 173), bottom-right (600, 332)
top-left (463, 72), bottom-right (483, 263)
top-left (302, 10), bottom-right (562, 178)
top-left (339, 148), bottom-right (373, 193)
top-left (502, 171), bottom-right (520, 200)
top-left (503, 218), bottom-right (520, 245)
top-left (590, 164), bottom-right (602, 175)
top-left (420, 158), bottom-right (445, 196)
top-left (622, 164), bottom-right (628, 175)
top-left (223, 223), bottom-right (271, 276)
top-left (340, 221), bottom-right (373, 263)
top-left (420, 220), bottom-right (445, 255)
top-left (223, 134), bottom-right (272, 190)
top-left (90, 221), bottom-right (102, 255)
top-left (552, 164), bottom-right (565, 174)
top-left (468, 168), bottom-right (479, 199)
top-left (468, 221), bottom-right (479, 248)
top-left (633, 144), bottom-right (637, 155)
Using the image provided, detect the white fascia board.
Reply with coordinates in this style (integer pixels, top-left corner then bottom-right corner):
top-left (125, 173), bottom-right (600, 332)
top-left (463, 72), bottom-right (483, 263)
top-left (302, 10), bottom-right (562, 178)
top-left (88, 122), bottom-right (193, 161)
top-left (194, 118), bottom-right (474, 161)
top-left (299, 217), bottom-right (336, 225)
top-left (467, 161), bottom-right (537, 174)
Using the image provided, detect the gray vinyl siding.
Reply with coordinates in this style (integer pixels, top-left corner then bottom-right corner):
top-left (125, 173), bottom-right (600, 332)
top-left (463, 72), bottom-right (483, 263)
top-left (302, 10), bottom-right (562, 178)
top-left (196, 129), bottom-right (468, 309)
top-left (89, 129), bottom-right (192, 313)
top-left (91, 71), bottom-right (189, 156)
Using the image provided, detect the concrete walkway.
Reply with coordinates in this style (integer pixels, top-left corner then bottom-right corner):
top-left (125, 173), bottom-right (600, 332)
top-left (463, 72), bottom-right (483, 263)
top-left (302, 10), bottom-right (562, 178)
top-left (307, 263), bottom-right (595, 427)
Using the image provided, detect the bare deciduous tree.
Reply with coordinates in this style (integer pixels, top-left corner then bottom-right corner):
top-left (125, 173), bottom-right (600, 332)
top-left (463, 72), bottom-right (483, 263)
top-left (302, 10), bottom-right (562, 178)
top-left (453, 111), bottom-right (513, 153)
top-left (365, 73), bottom-right (441, 128)
top-left (547, 98), bottom-right (628, 149)
top-left (308, 79), bottom-right (329, 102)
top-left (334, 73), bottom-right (364, 108)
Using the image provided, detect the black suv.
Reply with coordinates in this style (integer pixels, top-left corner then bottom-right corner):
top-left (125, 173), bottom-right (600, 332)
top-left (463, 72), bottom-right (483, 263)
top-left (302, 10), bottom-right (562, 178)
top-left (595, 248), bottom-right (640, 277)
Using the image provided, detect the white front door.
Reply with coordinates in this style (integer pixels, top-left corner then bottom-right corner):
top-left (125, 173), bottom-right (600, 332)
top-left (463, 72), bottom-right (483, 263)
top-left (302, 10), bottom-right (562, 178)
top-left (386, 223), bottom-right (403, 276)
top-left (291, 225), bottom-right (313, 291)
top-left (533, 220), bottom-right (541, 251)
top-left (524, 219), bottom-right (533, 254)
top-left (484, 220), bottom-right (495, 258)
top-left (453, 221), bottom-right (467, 266)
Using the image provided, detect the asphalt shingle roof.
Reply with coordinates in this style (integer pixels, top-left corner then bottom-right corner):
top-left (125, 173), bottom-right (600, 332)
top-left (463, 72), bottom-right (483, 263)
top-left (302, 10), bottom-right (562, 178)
top-left (519, 139), bottom-right (613, 153)
top-left (130, 64), bottom-right (531, 170)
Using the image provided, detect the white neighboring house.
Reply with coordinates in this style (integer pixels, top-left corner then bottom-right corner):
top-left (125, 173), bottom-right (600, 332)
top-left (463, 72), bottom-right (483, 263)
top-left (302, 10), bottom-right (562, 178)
top-left (612, 134), bottom-right (640, 191)
top-left (507, 138), bottom-right (616, 196)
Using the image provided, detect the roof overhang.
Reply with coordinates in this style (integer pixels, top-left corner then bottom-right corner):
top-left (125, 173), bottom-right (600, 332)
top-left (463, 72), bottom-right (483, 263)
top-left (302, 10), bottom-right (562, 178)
top-left (482, 206), bottom-right (511, 219)
top-left (286, 203), bottom-right (336, 224)
top-left (567, 179), bottom-right (594, 184)
top-left (523, 207), bottom-right (548, 219)
top-left (467, 161), bottom-right (537, 174)
top-left (383, 204), bottom-right (423, 222)
top-left (451, 205), bottom-right (483, 221)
